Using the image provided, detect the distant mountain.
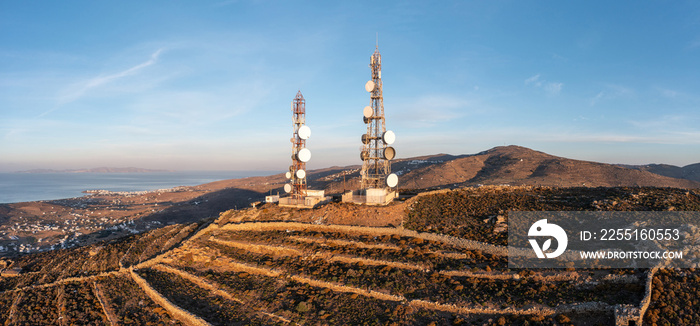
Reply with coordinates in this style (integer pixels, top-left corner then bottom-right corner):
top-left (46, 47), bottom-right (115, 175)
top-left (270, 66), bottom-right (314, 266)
top-left (391, 146), bottom-right (700, 189)
top-left (622, 163), bottom-right (700, 182)
top-left (16, 167), bottom-right (173, 173)
top-left (303, 146), bottom-right (700, 191)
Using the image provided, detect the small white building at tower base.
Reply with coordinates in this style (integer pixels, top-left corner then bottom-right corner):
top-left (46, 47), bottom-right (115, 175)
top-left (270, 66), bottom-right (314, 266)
top-left (342, 188), bottom-right (398, 205)
top-left (279, 190), bottom-right (330, 209)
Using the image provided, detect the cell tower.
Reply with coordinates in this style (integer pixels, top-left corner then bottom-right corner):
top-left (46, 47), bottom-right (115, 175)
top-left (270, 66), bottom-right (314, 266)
top-left (360, 46), bottom-right (398, 191)
top-left (284, 90), bottom-right (311, 203)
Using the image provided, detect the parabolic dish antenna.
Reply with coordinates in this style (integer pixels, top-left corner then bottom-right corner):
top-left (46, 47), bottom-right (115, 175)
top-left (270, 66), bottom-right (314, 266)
top-left (365, 80), bottom-right (375, 92)
top-left (386, 173), bottom-right (398, 188)
top-left (297, 148), bottom-right (311, 162)
top-left (298, 125), bottom-right (311, 140)
top-left (296, 169), bottom-right (306, 179)
top-left (361, 134), bottom-right (370, 144)
top-left (384, 146), bottom-right (396, 160)
top-left (284, 184), bottom-right (292, 193)
top-left (285, 171), bottom-right (292, 179)
top-left (363, 106), bottom-right (373, 118)
top-left (383, 130), bottom-right (395, 145)
top-left (360, 150), bottom-right (369, 161)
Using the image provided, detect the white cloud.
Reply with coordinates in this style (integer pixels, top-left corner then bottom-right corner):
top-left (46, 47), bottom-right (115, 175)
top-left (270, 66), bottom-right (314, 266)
top-left (525, 74), bottom-right (562, 95)
top-left (391, 94), bottom-right (473, 128)
top-left (524, 74), bottom-right (541, 86)
top-left (43, 49), bottom-right (164, 116)
top-left (589, 84), bottom-right (635, 106)
top-left (590, 91), bottom-right (605, 106)
top-left (628, 115), bottom-right (692, 130)
top-left (544, 82), bottom-right (563, 95)
top-left (654, 87), bottom-right (681, 99)
top-left (83, 49), bottom-right (162, 90)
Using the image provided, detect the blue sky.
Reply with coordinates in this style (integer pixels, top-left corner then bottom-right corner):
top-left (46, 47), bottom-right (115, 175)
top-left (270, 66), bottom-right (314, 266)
top-left (2, 1), bottom-right (700, 172)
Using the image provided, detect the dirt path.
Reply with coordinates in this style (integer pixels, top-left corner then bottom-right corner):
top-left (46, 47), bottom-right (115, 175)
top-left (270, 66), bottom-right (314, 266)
top-left (128, 268), bottom-right (211, 326)
top-left (209, 237), bottom-right (304, 258)
top-left (153, 264), bottom-right (291, 324)
top-left (55, 284), bottom-right (66, 326)
top-left (4, 291), bottom-right (21, 326)
top-left (218, 221), bottom-right (507, 256)
top-left (152, 264), bottom-right (244, 304)
top-left (92, 281), bottom-right (117, 326)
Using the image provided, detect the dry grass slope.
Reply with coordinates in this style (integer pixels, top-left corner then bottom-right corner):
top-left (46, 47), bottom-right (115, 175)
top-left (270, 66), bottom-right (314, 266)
top-left (0, 185), bottom-right (698, 325)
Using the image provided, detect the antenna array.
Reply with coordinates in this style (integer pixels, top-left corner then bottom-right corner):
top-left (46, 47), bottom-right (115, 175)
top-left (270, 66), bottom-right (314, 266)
top-left (285, 91), bottom-right (311, 202)
top-left (360, 47), bottom-right (398, 190)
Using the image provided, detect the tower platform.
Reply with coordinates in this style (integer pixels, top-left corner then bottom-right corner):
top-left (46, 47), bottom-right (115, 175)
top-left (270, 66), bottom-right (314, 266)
top-left (341, 188), bottom-right (397, 206)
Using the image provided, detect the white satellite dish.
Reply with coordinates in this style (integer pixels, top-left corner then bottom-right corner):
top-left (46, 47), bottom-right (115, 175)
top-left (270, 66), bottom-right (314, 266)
top-left (296, 169), bottom-right (306, 179)
top-left (297, 148), bottom-right (311, 162)
top-left (365, 80), bottom-right (375, 92)
top-left (384, 146), bottom-right (396, 160)
top-left (383, 130), bottom-right (395, 145)
top-left (386, 173), bottom-right (398, 188)
top-left (363, 106), bottom-right (373, 118)
top-left (285, 171), bottom-right (292, 179)
top-left (284, 184), bottom-right (292, 193)
top-left (360, 150), bottom-right (369, 161)
top-left (298, 125), bottom-right (311, 140)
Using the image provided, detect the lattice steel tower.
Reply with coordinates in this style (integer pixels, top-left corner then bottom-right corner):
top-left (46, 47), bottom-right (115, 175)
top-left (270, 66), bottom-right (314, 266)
top-left (360, 46), bottom-right (397, 190)
top-left (285, 91), bottom-right (311, 202)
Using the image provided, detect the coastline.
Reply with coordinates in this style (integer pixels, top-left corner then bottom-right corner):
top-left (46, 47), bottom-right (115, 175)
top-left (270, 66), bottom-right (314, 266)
top-left (0, 170), bottom-right (277, 204)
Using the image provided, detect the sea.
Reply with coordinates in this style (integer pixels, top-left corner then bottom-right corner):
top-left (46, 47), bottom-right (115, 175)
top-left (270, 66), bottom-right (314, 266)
top-left (0, 171), bottom-right (278, 204)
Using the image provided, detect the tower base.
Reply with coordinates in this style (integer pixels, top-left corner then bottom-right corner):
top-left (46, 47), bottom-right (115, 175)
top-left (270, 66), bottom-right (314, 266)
top-left (279, 190), bottom-right (330, 209)
top-left (341, 188), bottom-right (397, 205)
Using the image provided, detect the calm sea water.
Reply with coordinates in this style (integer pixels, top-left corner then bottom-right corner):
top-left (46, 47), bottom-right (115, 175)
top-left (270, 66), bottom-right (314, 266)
top-left (0, 171), bottom-right (277, 204)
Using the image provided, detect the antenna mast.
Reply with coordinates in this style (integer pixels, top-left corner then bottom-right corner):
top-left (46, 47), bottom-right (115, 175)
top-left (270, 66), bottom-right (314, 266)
top-left (287, 91), bottom-right (310, 202)
top-left (360, 46), bottom-right (397, 190)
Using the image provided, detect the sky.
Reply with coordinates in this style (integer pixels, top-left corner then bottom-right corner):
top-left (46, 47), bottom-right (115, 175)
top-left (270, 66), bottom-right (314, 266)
top-left (2, 1), bottom-right (700, 172)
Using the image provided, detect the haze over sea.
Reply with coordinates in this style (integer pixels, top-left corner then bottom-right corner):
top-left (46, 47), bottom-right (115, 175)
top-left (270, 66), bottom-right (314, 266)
top-left (0, 171), bottom-right (276, 204)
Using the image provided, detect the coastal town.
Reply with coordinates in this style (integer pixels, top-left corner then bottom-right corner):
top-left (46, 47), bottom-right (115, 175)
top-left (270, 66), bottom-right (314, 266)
top-left (0, 186), bottom-right (206, 255)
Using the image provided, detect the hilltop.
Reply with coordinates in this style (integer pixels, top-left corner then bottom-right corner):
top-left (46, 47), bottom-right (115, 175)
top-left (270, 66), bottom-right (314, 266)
top-left (2, 145), bottom-right (700, 256)
top-left (1, 186), bottom-right (698, 325)
top-left (623, 163), bottom-right (700, 182)
top-left (308, 145), bottom-right (700, 192)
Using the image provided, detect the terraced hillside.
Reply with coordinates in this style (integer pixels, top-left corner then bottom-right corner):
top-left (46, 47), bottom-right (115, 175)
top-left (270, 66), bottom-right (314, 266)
top-left (0, 186), bottom-right (698, 325)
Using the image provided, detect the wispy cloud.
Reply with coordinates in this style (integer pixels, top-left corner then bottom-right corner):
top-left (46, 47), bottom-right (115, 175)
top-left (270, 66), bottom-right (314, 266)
top-left (524, 74), bottom-right (541, 86)
top-left (590, 84), bottom-right (635, 106)
top-left (42, 49), bottom-right (164, 116)
top-left (628, 115), bottom-right (692, 130)
top-left (544, 82), bottom-right (563, 95)
top-left (83, 49), bottom-right (162, 90)
top-left (524, 74), bottom-right (563, 95)
top-left (391, 94), bottom-right (473, 128)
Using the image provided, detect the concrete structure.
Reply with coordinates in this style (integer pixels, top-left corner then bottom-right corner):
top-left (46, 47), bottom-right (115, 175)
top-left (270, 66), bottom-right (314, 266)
top-left (279, 193), bottom-right (331, 209)
top-left (342, 188), bottom-right (397, 206)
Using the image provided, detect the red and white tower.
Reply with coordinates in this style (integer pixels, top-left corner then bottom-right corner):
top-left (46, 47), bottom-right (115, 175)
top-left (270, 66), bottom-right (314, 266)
top-left (284, 91), bottom-right (311, 203)
top-left (360, 46), bottom-right (398, 191)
